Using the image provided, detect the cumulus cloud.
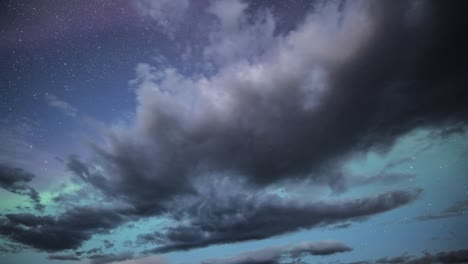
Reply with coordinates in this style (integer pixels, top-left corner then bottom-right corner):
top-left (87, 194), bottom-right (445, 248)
top-left (82, 0), bottom-right (468, 216)
top-left (63, 0), bottom-right (465, 254)
top-left (201, 240), bottom-right (351, 264)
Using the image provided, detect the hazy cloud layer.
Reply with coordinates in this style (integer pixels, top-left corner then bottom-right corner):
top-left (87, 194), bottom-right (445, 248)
top-left (201, 240), bottom-right (352, 264)
top-left (48, 254), bottom-right (81, 261)
top-left (349, 248), bottom-right (468, 264)
top-left (133, 0), bottom-right (189, 37)
top-left (415, 199), bottom-right (468, 221)
top-left (44, 93), bottom-right (78, 117)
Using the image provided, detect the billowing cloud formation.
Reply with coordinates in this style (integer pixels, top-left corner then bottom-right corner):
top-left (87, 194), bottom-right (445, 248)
top-left (0, 163), bottom-right (43, 211)
top-left (2, 0), bottom-right (468, 259)
top-left (201, 240), bottom-right (351, 264)
top-left (79, 0), bottom-right (467, 214)
top-left (62, 0), bottom-right (465, 253)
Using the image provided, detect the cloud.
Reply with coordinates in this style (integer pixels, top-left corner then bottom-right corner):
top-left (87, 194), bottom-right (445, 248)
top-left (44, 93), bottom-right (78, 117)
top-left (0, 206), bottom-right (130, 252)
top-left (201, 240), bottom-right (351, 264)
top-left (81, 0), bottom-right (468, 215)
top-left (48, 254), bottom-right (81, 261)
top-left (0, 243), bottom-right (26, 254)
top-left (415, 199), bottom-right (468, 221)
top-left (288, 241), bottom-right (353, 257)
top-left (3, 0), bottom-right (468, 258)
top-left (111, 255), bottom-right (168, 264)
top-left (0, 163), bottom-right (44, 211)
top-left (88, 252), bottom-right (135, 264)
top-left (349, 248), bottom-right (468, 264)
top-left (104, 240), bottom-right (115, 249)
top-left (59, 0), bottom-right (463, 254)
top-left (133, 0), bottom-right (189, 37)
top-left (142, 188), bottom-right (419, 253)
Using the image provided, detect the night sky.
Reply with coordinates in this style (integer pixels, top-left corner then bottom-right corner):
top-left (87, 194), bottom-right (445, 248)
top-left (1, 1), bottom-right (468, 264)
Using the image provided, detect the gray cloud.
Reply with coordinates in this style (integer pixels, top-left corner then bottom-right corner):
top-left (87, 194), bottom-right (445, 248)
top-left (88, 252), bottom-right (135, 264)
top-left (289, 241), bottom-right (353, 257)
top-left (3, 0), bottom-right (468, 258)
top-left (62, 0), bottom-right (465, 254)
top-left (48, 254), bottom-right (81, 261)
top-left (415, 199), bottom-right (468, 221)
top-left (0, 206), bottom-right (131, 252)
top-left (0, 243), bottom-right (26, 254)
top-left (104, 240), bottom-right (115, 249)
top-left (201, 240), bottom-right (351, 264)
top-left (349, 248), bottom-right (468, 264)
top-left (0, 163), bottom-right (44, 211)
top-left (143, 188), bottom-right (419, 253)
top-left (77, 0), bottom-right (468, 216)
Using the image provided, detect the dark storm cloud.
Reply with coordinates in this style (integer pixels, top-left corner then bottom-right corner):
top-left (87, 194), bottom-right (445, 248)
top-left (0, 163), bottom-right (44, 211)
top-left (72, 0), bottom-right (468, 215)
top-left (349, 248), bottom-right (468, 264)
top-left (0, 206), bottom-right (130, 252)
top-left (144, 189), bottom-right (419, 253)
top-left (201, 240), bottom-right (351, 264)
top-left (4, 0), bottom-right (467, 256)
top-left (415, 199), bottom-right (468, 221)
top-left (66, 153), bottom-right (192, 215)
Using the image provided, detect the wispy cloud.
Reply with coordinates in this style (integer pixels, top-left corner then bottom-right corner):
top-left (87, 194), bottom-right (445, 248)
top-left (44, 93), bottom-right (78, 117)
top-left (202, 240), bottom-right (352, 264)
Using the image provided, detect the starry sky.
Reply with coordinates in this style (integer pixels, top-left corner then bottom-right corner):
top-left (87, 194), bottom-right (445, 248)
top-left (1, 0), bottom-right (468, 264)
